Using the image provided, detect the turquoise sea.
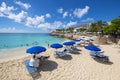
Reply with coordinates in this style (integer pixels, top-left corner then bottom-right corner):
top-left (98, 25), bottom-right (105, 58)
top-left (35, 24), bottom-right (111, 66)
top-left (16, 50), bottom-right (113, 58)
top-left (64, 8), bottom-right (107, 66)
top-left (0, 33), bottom-right (65, 51)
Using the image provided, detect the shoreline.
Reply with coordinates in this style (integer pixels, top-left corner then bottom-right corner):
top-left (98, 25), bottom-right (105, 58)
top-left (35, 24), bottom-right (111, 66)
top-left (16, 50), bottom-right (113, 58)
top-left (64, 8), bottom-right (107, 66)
top-left (0, 45), bottom-right (53, 62)
top-left (0, 47), bottom-right (29, 62)
top-left (0, 34), bottom-right (67, 62)
top-left (0, 43), bottom-right (118, 62)
top-left (0, 34), bottom-right (117, 62)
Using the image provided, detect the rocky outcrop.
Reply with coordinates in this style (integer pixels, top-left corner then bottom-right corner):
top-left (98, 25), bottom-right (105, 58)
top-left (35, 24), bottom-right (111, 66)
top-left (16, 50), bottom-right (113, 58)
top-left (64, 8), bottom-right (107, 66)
top-left (50, 32), bottom-right (73, 39)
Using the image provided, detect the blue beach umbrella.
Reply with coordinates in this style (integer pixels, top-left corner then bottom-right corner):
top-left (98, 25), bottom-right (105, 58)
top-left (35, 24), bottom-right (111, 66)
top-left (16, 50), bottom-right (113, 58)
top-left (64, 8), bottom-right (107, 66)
top-left (63, 41), bottom-right (75, 46)
top-left (26, 46), bottom-right (46, 54)
top-left (84, 46), bottom-right (101, 51)
top-left (50, 43), bottom-right (63, 49)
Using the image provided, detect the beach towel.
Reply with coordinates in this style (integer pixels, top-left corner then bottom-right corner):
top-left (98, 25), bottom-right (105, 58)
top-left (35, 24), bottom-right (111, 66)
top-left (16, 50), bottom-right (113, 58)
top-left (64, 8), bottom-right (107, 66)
top-left (24, 60), bottom-right (37, 73)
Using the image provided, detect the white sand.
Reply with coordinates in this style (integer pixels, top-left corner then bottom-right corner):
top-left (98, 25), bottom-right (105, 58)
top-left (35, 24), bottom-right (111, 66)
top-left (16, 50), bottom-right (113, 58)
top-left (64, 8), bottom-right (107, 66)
top-left (0, 45), bottom-right (120, 80)
top-left (0, 47), bottom-right (30, 62)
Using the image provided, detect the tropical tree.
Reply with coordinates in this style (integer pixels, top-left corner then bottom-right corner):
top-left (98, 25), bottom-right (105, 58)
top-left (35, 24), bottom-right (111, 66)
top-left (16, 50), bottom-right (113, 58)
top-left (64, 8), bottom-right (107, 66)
top-left (103, 16), bottom-right (120, 38)
top-left (87, 23), bottom-right (98, 32)
top-left (103, 17), bottom-right (120, 34)
top-left (87, 20), bottom-right (108, 36)
top-left (97, 20), bottom-right (103, 31)
top-left (78, 28), bottom-right (86, 32)
top-left (66, 27), bottom-right (74, 32)
top-left (110, 17), bottom-right (120, 33)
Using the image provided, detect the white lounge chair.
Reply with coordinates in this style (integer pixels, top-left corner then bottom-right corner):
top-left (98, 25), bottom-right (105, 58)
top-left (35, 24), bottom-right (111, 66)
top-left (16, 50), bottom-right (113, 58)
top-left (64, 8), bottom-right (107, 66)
top-left (90, 51), bottom-right (104, 57)
top-left (66, 47), bottom-right (80, 54)
top-left (54, 50), bottom-right (68, 57)
top-left (90, 51), bottom-right (109, 62)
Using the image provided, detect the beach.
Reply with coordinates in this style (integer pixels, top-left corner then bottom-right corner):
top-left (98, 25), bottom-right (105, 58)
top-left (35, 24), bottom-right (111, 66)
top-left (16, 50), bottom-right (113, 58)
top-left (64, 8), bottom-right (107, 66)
top-left (0, 0), bottom-right (120, 80)
top-left (0, 44), bottom-right (120, 80)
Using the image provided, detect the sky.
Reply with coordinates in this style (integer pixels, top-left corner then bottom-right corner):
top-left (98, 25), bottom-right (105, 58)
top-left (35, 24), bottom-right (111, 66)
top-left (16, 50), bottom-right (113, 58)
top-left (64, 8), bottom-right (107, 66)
top-left (0, 0), bottom-right (120, 33)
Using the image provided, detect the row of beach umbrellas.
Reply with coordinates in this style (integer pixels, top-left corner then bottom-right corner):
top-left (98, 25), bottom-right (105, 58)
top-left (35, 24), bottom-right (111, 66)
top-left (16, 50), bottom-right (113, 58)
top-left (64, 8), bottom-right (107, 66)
top-left (26, 40), bottom-right (100, 55)
top-left (27, 36), bottom-right (95, 54)
top-left (26, 41), bottom-right (75, 54)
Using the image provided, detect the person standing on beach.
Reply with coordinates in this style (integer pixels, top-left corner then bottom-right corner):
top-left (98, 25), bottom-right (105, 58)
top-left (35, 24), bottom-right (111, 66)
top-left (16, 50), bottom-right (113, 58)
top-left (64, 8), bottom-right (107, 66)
top-left (48, 43), bottom-right (50, 48)
top-left (46, 41), bottom-right (50, 48)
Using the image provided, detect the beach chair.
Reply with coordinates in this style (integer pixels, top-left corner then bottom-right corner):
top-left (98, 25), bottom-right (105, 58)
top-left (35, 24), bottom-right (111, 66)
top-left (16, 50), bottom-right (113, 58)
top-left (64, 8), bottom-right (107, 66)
top-left (54, 50), bottom-right (68, 57)
top-left (37, 56), bottom-right (50, 61)
top-left (90, 51), bottom-right (97, 56)
top-left (72, 46), bottom-right (81, 51)
top-left (90, 51), bottom-right (109, 62)
top-left (24, 60), bottom-right (37, 73)
top-left (66, 47), bottom-right (80, 53)
top-left (90, 51), bottom-right (104, 57)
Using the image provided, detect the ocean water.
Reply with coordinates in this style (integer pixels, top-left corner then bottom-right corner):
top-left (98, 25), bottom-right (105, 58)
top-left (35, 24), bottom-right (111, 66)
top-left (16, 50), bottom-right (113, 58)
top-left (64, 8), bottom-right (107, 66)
top-left (0, 33), bottom-right (65, 51)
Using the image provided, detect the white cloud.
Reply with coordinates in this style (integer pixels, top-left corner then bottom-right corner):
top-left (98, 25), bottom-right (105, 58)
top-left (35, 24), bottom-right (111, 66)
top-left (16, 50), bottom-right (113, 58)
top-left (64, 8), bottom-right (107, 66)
top-left (25, 16), bottom-right (45, 27)
top-left (36, 21), bottom-right (73, 33)
top-left (38, 23), bottom-right (50, 28)
top-left (38, 21), bottom-right (62, 31)
top-left (0, 13), bottom-right (4, 16)
top-left (0, 2), bottom-right (78, 33)
top-left (58, 8), bottom-right (63, 14)
top-left (81, 18), bottom-right (94, 22)
top-left (73, 6), bottom-right (90, 18)
top-left (0, 27), bottom-right (26, 33)
top-left (63, 12), bottom-right (68, 18)
top-left (53, 21), bottom-right (62, 29)
top-left (66, 21), bottom-right (77, 27)
top-left (0, 2), bottom-right (15, 17)
top-left (46, 13), bottom-right (51, 18)
top-left (15, 1), bottom-right (31, 10)
top-left (0, 27), bottom-right (15, 32)
top-left (0, 2), bottom-right (45, 28)
top-left (8, 10), bottom-right (27, 23)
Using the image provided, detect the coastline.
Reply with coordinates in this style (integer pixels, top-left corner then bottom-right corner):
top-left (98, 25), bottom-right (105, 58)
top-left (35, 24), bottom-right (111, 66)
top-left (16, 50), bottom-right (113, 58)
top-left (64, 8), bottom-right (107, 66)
top-left (0, 33), bottom-right (66, 62)
top-left (0, 34), bottom-right (116, 62)
top-left (0, 44), bottom-right (120, 80)
top-left (0, 33), bottom-right (120, 80)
